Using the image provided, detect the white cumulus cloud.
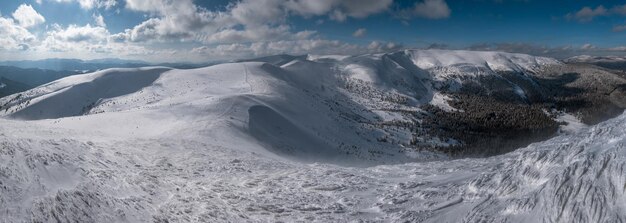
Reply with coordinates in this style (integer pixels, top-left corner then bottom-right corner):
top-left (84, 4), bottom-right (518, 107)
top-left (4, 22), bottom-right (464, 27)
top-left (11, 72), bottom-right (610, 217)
top-left (0, 0), bottom-right (411, 62)
top-left (0, 17), bottom-right (37, 50)
top-left (12, 4), bottom-right (46, 28)
top-left (50, 0), bottom-right (117, 10)
top-left (93, 13), bottom-right (106, 27)
top-left (408, 0), bottom-right (451, 19)
top-left (352, 28), bottom-right (366, 37)
top-left (565, 5), bottom-right (608, 22)
top-left (119, 0), bottom-right (393, 45)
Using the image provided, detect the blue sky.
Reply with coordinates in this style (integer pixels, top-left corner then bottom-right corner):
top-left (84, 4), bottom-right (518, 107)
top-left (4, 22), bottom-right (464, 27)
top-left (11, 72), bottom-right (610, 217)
top-left (1, 0), bottom-right (626, 63)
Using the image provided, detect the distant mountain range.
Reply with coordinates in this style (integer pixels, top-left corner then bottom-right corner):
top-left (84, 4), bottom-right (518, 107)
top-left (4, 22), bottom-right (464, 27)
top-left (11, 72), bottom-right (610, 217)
top-left (0, 77), bottom-right (31, 97)
top-left (0, 58), bottom-right (149, 71)
top-left (0, 66), bottom-right (83, 98)
top-left (564, 55), bottom-right (626, 63)
top-left (564, 55), bottom-right (626, 71)
top-left (0, 58), bottom-right (219, 71)
top-left (0, 58), bottom-right (222, 98)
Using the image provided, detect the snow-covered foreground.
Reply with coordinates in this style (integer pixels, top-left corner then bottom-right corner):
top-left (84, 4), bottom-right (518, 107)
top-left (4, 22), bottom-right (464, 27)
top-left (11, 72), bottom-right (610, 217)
top-left (1, 103), bottom-right (625, 222)
top-left (0, 50), bottom-right (624, 222)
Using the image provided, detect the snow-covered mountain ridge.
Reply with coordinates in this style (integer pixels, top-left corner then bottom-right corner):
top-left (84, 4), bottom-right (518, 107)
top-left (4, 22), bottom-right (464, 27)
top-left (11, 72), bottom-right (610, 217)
top-left (1, 49), bottom-right (623, 159)
top-left (565, 54), bottom-right (626, 63)
top-left (406, 49), bottom-right (559, 71)
top-left (0, 51), bottom-right (623, 221)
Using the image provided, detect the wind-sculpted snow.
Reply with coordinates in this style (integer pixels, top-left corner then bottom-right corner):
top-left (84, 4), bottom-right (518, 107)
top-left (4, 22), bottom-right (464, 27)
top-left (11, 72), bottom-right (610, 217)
top-left (0, 109), bottom-right (624, 222)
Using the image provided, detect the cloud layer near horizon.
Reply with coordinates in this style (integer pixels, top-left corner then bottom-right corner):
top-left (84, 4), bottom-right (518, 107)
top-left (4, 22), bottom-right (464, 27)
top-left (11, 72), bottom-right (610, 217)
top-left (1, 0), bottom-right (437, 62)
top-left (1, 0), bottom-right (626, 63)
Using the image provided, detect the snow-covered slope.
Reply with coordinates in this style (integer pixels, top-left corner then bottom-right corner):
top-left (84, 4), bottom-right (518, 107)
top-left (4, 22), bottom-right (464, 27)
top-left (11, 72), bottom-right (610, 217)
top-left (565, 55), bottom-right (626, 63)
top-left (407, 49), bottom-right (559, 72)
top-left (0, 49), bottom-right (607, 160)
top-left (0, 61), bottom-right (424, 164)
top-left (0, 82), bottom-right (624, 222)
top-left (0, 49), bottom-right (624, 222)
